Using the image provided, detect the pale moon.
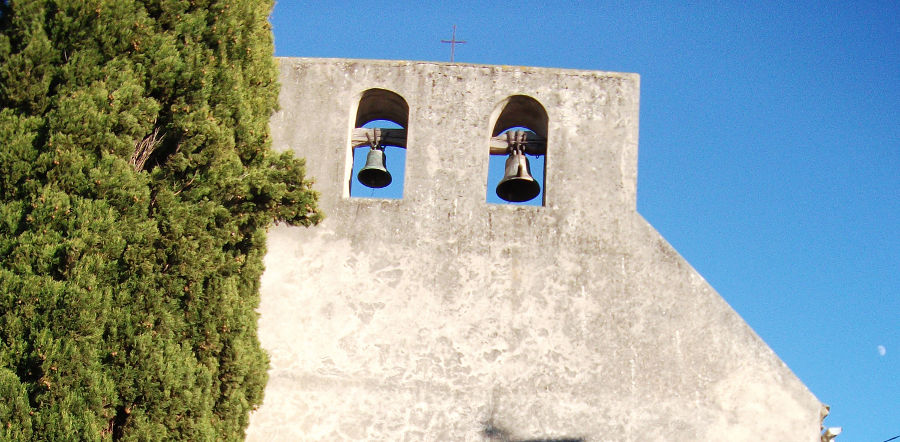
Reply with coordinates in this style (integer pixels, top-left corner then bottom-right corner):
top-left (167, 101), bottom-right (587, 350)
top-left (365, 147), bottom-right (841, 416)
top-left (877, 345), bottom-right (886, 356)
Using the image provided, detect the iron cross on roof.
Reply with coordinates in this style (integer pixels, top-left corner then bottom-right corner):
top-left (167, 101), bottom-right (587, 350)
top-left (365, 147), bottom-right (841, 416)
top-left (441, 25), bottom-right (466, 62)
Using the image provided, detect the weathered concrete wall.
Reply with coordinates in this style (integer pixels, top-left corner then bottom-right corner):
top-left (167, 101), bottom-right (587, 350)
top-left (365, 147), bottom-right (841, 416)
top-left (245, 58), bottom-right (822, 441)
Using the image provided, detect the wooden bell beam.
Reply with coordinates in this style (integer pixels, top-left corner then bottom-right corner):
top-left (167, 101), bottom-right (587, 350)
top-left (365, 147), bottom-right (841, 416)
top-left (350, 128), bottom-right (547, 155)
top-left (350, 128), bottom-right (408, 149)
top-left (488, 131), bottom-right (546, 155)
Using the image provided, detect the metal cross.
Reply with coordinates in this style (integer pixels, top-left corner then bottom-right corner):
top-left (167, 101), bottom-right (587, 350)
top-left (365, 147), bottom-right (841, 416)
top-left (441, 25), bottom-right (466, 62)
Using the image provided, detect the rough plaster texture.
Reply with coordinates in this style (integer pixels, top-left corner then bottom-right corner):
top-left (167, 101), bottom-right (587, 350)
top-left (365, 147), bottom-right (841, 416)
top-left (245, 58), bottom-right (822, 441)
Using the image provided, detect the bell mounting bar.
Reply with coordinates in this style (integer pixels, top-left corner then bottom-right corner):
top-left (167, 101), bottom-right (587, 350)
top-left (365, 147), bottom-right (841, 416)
top-left (351, 128), bottom-right (408, 149)
top-left (350, 128), bottom-right (547, 155)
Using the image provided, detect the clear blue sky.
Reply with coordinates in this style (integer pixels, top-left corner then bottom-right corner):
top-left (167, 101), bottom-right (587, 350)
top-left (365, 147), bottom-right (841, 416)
top-left (270, 1), bottom-right (899, 440)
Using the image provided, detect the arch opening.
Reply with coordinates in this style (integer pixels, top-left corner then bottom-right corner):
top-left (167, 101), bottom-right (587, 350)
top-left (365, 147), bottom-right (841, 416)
top-left (487, 96), bottom-right (548, 206)
top-left (350, 89), bottom-right (409, 199)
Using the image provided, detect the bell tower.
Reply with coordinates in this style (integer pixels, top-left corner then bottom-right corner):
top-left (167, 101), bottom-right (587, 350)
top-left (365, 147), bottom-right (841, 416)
top-left (246, 58), bottom-right (822, 441)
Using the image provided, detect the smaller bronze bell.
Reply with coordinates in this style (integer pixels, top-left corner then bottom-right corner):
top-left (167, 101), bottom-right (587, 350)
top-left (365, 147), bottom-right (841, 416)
top-left (496, 150), bottom-right (540, 202)
top-left (357, 148), bottom-right (392, 188)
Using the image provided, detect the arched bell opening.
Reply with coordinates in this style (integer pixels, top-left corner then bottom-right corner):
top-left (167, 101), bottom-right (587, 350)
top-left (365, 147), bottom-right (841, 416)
top-left (349, 89), bottom-right (409, 199)
top-left (486, 95), bottom-right (548, 206)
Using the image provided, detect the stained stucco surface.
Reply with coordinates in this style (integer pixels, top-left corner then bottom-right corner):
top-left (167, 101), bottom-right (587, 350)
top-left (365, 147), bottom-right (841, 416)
top-left (245, 58), bottom-right (822, 441)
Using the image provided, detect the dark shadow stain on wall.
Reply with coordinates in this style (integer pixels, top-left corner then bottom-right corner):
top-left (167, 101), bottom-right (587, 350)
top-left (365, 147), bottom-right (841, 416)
top-left (483, 421), bottom-right (584, 442)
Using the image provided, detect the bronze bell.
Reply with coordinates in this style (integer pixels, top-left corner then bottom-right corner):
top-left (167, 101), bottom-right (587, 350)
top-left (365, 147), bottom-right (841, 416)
top-left (496, 150), bottom-right (540, 202)
top-left (357, 148), bottom-right (393, 188)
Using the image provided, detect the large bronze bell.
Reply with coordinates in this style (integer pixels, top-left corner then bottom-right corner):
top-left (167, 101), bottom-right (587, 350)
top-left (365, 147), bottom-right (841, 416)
top-left (357, 147), bottom-right (392, 188)
top-left (496, 150), bottom-right (540, 202)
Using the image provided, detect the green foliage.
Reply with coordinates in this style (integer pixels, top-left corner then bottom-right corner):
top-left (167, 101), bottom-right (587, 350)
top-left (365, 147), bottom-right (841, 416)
top-left (0, 1), bottom-right (320, 439)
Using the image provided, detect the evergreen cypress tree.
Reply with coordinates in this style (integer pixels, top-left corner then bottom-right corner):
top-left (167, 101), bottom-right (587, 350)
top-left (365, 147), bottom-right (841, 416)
top-left (0, 1), bottom-right (320, 439)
